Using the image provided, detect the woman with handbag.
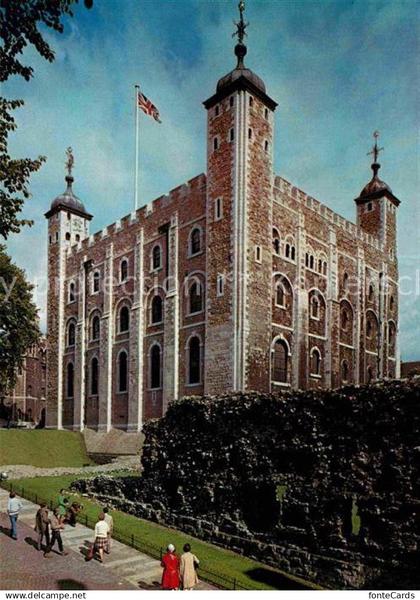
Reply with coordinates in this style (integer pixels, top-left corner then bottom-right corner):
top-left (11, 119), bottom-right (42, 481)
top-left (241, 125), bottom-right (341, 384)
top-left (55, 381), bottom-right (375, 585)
top-left (180, 543), bottom-right (199, 590)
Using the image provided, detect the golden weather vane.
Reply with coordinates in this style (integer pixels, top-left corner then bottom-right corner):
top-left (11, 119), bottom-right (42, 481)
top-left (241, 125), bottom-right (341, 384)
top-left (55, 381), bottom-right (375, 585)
top-left (65, 147), bottom-right (74, 177)
top-left (367, 130), bottom-right (384, 164)
top-left (233, 0), bottom-right (248, 44)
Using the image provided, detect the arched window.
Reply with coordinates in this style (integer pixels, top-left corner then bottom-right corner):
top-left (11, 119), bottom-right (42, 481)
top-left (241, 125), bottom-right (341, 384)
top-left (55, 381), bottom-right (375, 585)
top-left (118, 351), bottom-right (128, 392)
top-left (367, 366), bottom-right (373, 383)
top-left (188, 336), bottom-right (201, 384)
top-left (92, 270), bottom-right (100, 293)
top-left (318, 258), bottom-right (322, 272)
top-left (190, 228), bottom-right (201, 255)
top-left (276, 283), bottom-right (285, 307)
top-left (342, 360), bottom-right (349, 383)
top-left (69, 281), bottom-right (75, 303)
top-left (291, 246), bottom-right (296, 261)
top-left (119, 306), bottom-right (130, 333)
top-left (91, 357), bottom-right (99, 395)
top-left (67, 321), bottom-right (76, 347)
top-left (389, 295), bottom-right (394, 312)
top-left (151, 295), bottom-right (163, 324)
top-left (285, 243), bottom-right (291, 259)
top-left (310, 348), bottom-right (321, 376)
top-left (150, 345), bottom-right (161, 389)
top-left (91, 315), bottom-right (100, 341)
top-left (368, 283), bottom-right (374, 302)
top-left (189, 281), bottom-right (203, 314)
top-left (152, 245), bottom-right (162, 270)
top-left (273, 229), bottom-right (280, 255)
top-left (120, 259), bottom-right (128, 282)
top-left (272, 339), bottom-right (288, 383)
top-left (388, 321), bottom-right (396, 356)
top-left (310, 296), bottom-right (319, 319)
top-left (66, 363), bottom-right (74, 398)
top-left (305, 253), bottom-right (309, 267)
top-left (309, 255), bottom-right (314, 270)
top-left (323, 261), bottom-right (327, 275)
top-left (65, 232), bottom-right (71, 241)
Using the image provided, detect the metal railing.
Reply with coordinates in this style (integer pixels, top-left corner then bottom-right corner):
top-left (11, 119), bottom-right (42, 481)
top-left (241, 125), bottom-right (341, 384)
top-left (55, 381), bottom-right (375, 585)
top-left (1, 481), bottom-right (258, 590)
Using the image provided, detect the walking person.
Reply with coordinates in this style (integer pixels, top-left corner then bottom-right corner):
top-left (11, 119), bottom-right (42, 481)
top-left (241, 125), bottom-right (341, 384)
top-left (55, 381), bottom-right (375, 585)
top-left (34, 502), bottom-right (50, 551)
top-left (93, 512), bottom-right (109, 563)
top-left (161, 544), bottom-right (180, 590)
top-left (7, 492), bottom-right (22, 540)
top-left (44, 508), bottom-right (68, 557)
top-left (67, 501), bottom-right (81, 527)
top-left (180, 544), bottom-right (199, 590)
top-left (103, 507), bottom-right (113, 554)
top-left (57, 489), bottom-right (68, 523)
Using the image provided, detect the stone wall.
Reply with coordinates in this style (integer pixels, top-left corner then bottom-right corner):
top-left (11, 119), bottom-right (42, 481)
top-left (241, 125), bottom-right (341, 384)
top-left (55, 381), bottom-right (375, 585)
top-left (72, 379), bottom-right (419, 589)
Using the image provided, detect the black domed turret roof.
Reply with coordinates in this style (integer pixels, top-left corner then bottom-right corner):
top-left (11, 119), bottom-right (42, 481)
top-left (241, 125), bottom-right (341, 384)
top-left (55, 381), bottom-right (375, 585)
top-left (359, 163), bottom-right (392, 198)
top-left (50, 175), bottom-right (87, 213)
top-left (217, 66), bottom-right (266, 95)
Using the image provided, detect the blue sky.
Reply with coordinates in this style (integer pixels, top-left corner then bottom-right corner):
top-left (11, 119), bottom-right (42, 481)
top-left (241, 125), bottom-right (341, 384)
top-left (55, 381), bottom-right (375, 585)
top-left (4, 0), bottom-right (419, 361)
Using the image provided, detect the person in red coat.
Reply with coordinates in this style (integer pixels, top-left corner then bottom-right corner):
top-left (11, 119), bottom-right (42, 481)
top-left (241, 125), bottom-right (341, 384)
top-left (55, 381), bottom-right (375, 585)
top-left (161, 543), bottom-right (180, 590)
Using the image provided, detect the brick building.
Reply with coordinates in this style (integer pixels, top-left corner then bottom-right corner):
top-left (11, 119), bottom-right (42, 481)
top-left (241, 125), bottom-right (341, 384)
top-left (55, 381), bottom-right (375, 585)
top-left (45, 11), bottom-right (400, 431)
top-left (2, 339), bottom-right (47, 425)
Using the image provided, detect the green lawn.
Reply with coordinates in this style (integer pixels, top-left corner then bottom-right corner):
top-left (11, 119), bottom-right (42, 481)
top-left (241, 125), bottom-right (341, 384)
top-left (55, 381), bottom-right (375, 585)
top-left (0, 430), bottom-right (93, 467)
top-left (1, 474), bottom-right (321, 591)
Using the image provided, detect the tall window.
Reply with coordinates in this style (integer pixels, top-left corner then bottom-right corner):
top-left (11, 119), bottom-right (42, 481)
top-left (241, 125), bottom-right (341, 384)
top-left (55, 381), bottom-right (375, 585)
top-left (120, 259), bottom-right (128, 282)
top-left (188, 336), bottom-right (201, 384)
top-left (69, 281), bottom-right (75, 303)
top-left (189, 282), bottom-right (203, 314)
top-left (367, 366), bottom-right (373, 383)
top-left (67, 321), bottom-right (76, 347)
top-left (273, 229), bottom-right (280, 255)
top-left (151, 296), bottom-right (163, 324)
top-left (368, 283), bottom-right (374, 302)
top-left (118, 351), bottom-right (128, 392)
top-left (310, 348), bottom-right (321, 376)
top-left (91, 357), bottom-right (99, 395)
top-left (272, 339), bottom-right (288, 383)
top-left (66, 363), bottom-right (74, 397)
top-left (343, 272), bottom-right (349, 292)
top-left (389, 295), bottom-right (394, 312)
top-left (276, 283), bottom-right (285, 307)
top-left (310, 296), bottom-right (319, 319)
top-left (341, 308), bottom-right (349, 331)
top-left (342, 360), bottom-right (349, 383)
top-left (119, 306), bottom-right (130, 332)
top-left (91, 315), bottom-right (100, 341)
top-left (215, 197), bottom-right (223, 221)
top-left (92, 270), bottom-right (100, 293)
top-left (150, 345), bottom-right (161, 389)
top-left (366, 318), bottom-right (373, 339)
top-left (190, 228), bottom-right (201, 255)
top-left (152, 245), bottom-right (162, 270)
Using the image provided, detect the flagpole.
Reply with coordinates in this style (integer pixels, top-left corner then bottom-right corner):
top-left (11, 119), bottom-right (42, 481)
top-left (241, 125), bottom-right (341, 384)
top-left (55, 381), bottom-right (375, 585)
top-left (134, 84), bottom-right (140, 211)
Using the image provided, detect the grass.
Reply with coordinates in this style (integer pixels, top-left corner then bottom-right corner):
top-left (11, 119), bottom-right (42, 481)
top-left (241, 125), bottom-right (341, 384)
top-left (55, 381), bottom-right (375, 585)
top-left (0, 430), bottom-right (94, 467)
top-left (2, 473), bottom-right (322, 591)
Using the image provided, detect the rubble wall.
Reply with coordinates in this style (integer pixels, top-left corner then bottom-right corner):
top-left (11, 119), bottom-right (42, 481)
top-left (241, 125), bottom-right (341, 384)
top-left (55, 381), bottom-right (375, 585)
top-left (73, 380), bottom-right (420, 589)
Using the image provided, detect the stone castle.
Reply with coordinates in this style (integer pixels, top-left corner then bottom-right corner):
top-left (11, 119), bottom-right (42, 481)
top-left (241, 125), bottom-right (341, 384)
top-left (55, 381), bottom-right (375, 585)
top-left (45, 5), bottom-right (400, 431)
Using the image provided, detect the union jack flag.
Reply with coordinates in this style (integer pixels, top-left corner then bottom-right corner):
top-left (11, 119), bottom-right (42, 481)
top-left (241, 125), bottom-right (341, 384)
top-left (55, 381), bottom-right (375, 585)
top-left (137, 91), bottom-right (162, 123)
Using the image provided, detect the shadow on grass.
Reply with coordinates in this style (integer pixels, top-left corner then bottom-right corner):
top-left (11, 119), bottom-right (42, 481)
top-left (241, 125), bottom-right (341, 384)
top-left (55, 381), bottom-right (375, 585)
top-left (244, 567), bottom-right (311, 590)
top-left (57, 579), bottom-right (88, 590)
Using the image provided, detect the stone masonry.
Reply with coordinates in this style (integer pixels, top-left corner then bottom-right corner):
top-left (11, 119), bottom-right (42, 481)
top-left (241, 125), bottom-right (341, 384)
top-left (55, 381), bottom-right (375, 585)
top-left (45, 10), bottom-right (400, 431)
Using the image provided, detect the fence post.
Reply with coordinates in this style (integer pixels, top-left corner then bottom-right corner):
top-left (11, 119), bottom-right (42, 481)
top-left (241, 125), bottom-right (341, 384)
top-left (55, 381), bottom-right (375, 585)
top-left (233, 578), bottom-right (236, 590)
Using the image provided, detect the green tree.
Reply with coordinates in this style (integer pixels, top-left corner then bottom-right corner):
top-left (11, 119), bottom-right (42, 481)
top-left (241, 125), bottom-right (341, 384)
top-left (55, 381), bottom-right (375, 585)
top-left (0, 0), bottom-right (92, 238)
top-left (0, 245), bottom-right (40, 393)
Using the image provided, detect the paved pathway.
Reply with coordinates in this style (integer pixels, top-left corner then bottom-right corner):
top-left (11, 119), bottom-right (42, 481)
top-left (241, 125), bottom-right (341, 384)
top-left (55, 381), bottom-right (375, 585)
top-left (0, 489), bottom-right (214, 590)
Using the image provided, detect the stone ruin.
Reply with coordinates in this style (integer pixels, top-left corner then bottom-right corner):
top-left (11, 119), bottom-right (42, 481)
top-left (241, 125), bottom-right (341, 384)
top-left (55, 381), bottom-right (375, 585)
top-left (73, 379), bottom-right (420, 589)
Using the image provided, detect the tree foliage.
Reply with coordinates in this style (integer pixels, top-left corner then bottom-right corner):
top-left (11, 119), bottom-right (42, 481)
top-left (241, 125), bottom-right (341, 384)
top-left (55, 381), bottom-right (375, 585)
top-left (0, 0), bottom-right (92, 238)
top-left (0, 245), bottom-right (40, 393)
